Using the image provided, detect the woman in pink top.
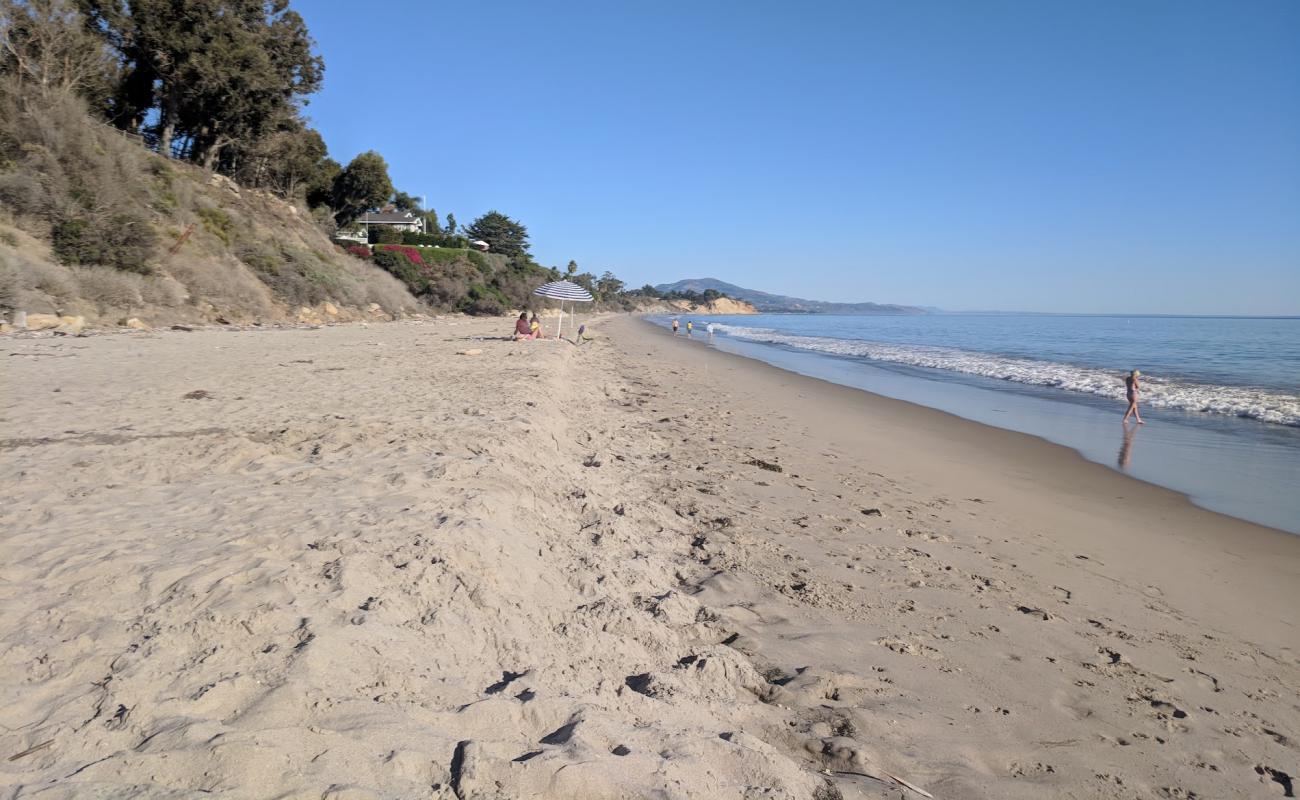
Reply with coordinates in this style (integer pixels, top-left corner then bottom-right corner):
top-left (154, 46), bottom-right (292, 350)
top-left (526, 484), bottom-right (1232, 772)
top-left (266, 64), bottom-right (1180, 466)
top-left (514, 312), bottom-right (534, 340)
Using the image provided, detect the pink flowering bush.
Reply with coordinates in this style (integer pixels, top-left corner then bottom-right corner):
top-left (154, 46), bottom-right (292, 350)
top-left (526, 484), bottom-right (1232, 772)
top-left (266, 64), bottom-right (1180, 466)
top-left (376, 244), bottom-right (425, 267)
top-left (346, 244), bottom-right (371, 259)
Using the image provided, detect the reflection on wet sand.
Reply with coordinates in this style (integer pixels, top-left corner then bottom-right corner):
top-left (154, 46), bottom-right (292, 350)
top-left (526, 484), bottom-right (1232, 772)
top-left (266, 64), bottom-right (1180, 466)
top-left (1118, 423), bottom-right (1140, 470)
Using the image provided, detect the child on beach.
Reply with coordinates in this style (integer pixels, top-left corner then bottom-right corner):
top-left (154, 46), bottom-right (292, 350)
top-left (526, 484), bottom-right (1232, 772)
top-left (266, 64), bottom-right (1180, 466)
top-left (686, 320), bottom-right (693, 335)
top-left (1123, 369), bottom-right (1144, 424)
top-left (529, 312), bottom-right (542, 339)
top-left (672, 318), bottom-right (680, 334)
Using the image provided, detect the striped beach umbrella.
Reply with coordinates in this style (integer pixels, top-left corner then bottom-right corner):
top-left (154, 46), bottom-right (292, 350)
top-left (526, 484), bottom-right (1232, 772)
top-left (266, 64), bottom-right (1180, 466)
top-left (533, 280), bottom-right (593, 340)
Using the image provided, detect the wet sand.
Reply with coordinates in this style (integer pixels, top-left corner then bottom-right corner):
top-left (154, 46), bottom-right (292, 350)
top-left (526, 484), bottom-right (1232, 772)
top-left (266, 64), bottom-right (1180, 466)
top-left (1, 316), bottom-right (1296, 798)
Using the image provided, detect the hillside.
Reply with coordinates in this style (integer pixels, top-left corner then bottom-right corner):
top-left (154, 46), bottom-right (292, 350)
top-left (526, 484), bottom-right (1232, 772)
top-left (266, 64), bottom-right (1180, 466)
top-left (656, 278), bottom-right (924, 315)
top-left (0, 88), bottom-right (421, 327)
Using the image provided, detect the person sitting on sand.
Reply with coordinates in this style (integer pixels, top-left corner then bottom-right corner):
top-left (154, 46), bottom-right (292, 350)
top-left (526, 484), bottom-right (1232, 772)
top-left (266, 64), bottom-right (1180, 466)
top-left (1123, 369), bottom-right (1144, 424)
top-left (529, 312), bottom-right (542, 339)
top-left (514, 312), bottom-right (535, 341)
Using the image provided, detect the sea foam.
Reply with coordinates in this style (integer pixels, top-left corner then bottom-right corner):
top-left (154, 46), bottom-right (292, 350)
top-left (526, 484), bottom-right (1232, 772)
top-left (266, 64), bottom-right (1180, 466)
top-left (712, 324), bottom-right (1300, 427)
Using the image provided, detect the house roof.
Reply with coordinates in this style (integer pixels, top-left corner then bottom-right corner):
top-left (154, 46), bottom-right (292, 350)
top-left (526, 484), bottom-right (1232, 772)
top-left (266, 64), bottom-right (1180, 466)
top-left (358, 211), bottom-right (420, 224)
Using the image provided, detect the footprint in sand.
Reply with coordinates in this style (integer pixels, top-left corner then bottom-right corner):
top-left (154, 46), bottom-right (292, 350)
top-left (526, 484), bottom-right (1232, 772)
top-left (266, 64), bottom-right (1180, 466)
top-left (1186, 667), bottom-right (1222, 693)
top-left (1255, 765), bottom-right (1295, 797)
top-left (1009, 761), bottom-right (1056, 778)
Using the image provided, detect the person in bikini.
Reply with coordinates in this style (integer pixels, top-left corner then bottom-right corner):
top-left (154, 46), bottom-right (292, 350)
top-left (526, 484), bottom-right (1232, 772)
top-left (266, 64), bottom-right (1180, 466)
top-left (1123, 369), bottom-right (1144, 424)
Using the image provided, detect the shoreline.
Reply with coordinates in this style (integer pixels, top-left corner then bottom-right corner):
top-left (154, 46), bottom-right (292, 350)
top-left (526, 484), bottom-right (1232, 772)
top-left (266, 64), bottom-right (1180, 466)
top-left (637, 314), bottom-right (1300, 534)
top-left (615, 316), bottom-right (1298, 639)
top-left (626, 315), bottom-right (1294, 533)
top-left (2, 316), bottom-right (1296, 798)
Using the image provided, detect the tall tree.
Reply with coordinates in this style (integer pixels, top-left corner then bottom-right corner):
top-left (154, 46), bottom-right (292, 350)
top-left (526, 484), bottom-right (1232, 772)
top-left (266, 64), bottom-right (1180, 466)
top-left (77, 0), bottom-right (158, 131)
top-left (465, 211), bottom-right (529, 258)
top-left (444, 212), bottom-right (456, 235)
top-left (79, 0), bottom-right (323, 168)
top-left (391, 190), bottom-right (421, 213)
top-left (565, 260), bottom-right (578, 277)
top-left (233, 117), bottom-right (329, 199)
top-left (0, 0), bottom-right (115, 101)
top-left (330, 150), bottom-right (392, 226)
top-left (304, 155), bottom-right (340, 209)
top-left (596, 271), bottom-right (624, 299)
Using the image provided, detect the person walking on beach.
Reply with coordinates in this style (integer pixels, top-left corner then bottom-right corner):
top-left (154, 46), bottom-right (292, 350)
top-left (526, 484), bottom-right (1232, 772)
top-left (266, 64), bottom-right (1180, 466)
top-left (1123, 369), bottom-right (1144, 424)
top-left (686, 320), bottom-right (693, 335)
top-left (672, 318), bottom-right (680, 335)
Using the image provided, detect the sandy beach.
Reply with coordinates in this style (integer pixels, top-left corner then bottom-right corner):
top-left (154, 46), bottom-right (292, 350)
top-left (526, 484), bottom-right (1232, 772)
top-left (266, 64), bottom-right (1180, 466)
top-left (2, 316), bottom-right (1297, 799)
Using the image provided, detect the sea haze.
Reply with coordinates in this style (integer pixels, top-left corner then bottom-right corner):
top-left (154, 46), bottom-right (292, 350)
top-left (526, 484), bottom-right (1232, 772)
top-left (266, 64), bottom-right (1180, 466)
top-left (651, 313), bottom-right (1300, 532)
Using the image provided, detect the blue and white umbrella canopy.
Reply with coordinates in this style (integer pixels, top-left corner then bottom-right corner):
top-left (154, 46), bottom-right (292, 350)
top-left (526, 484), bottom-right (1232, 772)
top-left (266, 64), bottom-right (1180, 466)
top-left (533, 280), bottom-right (593, 339)
top-left (533, 280), bottom-right (594, 302)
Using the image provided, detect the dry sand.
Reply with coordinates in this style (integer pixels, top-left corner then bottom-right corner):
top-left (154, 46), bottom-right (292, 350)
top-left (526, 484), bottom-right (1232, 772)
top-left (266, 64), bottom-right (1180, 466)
top-left (1, 315), bottom-right (1296, 799)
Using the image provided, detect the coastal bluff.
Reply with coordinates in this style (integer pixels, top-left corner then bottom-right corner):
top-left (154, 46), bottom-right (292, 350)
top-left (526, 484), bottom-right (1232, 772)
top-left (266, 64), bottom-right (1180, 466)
top-left (666, 296), bottom-right (758, 315)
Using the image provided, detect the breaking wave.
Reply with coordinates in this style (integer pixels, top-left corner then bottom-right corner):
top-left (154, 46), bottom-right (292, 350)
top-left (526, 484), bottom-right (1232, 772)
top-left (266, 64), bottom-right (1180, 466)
top-left (712, 325), bottom-right (1300, 427)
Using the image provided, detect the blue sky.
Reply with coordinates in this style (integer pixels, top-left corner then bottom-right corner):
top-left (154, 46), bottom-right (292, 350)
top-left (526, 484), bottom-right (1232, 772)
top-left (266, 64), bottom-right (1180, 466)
top-left (295, 0), bottom-right (1299, 315)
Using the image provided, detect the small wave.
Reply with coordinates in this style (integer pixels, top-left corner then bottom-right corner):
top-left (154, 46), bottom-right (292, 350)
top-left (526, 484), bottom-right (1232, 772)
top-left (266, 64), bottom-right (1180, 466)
top-left (712, 325), bottom-right (1300, 427)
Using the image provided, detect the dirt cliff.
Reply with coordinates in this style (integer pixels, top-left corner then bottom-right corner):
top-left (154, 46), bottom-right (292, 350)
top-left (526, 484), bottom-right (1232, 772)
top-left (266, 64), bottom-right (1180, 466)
top-left (666, 297), bottom-right (758, 315)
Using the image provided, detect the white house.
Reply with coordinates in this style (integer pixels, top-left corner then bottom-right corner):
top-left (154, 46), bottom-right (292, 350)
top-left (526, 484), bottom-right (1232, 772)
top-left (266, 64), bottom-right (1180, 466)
top-left (356, 210), bottom-right (427, 237)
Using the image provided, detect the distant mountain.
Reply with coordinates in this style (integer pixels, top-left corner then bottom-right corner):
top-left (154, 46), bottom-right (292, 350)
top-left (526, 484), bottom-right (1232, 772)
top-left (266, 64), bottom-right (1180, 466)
top-left (655, 278), bottom-right (925, 315)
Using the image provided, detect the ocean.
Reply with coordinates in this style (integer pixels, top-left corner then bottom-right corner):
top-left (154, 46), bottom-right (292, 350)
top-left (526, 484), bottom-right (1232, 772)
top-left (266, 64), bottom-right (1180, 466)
top-left (651, 313), bottom-right (1300, 533)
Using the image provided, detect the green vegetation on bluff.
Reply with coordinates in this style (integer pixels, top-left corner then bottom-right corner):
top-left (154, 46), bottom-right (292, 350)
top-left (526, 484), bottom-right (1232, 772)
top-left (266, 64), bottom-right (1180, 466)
top-left (0, 75), bottom-right (418, 321)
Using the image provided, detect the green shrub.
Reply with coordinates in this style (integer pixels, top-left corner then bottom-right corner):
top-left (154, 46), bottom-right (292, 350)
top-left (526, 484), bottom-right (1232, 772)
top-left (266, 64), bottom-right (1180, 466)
top-left (150, 161), bottom-right (178, 212)
top-left (460, 283), bottom-right (508, 315)
top-left (152, 187), bottom-right (179, 213)
top-left (51, 214), bottom-right (156, 273)
top-left (371, 247), bottom-right (427, 293)
top-left (368, 245), bottom-right (492, 306)
top-left (51, 218), bottom-right (95, 265)
top-left (239, 244), bottom-right (353, 308)
top-left (368, 225), bottom-right (402, 244)
top-left (413, 246), bottom-right (468, 265)
top-left (196, 206), bottom-right (233, 244)
top-left (235, 242), bottom-right (282, 273)
top-left (283, 247), bottom-right (342, 291)
top-left (102, 215), bottom-right (158, 273)
top-left (402, 231), bottom-right (469, 248)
